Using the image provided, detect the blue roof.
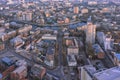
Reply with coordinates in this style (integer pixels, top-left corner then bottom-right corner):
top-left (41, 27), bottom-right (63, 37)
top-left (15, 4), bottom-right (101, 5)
top-left (69, 22), bottom-right (86, 29)
top-left (115, 53), bottom-right (120, 61)
top-left (47, 47), bottom-right (54, 55)
top-left (97, 32), bottom-right (104, 36)
top-left (92, 44), bottom-right (103, 54)
top-left (0, 74), bottom-right (2, 79)
top-left (2, 57), bottom-right (12, 66)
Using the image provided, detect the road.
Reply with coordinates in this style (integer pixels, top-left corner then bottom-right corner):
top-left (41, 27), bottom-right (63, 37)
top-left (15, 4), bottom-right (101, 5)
top-left (10, 20), bottom-right (83, 27)
top-left (47, 30), bottom-right (67, 80)
top-left (58, 30), bottom-right (64, 66)
top-left (96, 41), bottom-right (115, 68)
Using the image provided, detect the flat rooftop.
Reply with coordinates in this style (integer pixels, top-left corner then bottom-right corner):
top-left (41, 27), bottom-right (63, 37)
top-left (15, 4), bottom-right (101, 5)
top-left (94, 66), bottom-right (120, 80)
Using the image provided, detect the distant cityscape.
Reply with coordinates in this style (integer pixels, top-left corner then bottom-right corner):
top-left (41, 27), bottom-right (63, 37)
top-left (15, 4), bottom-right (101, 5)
top-left (0, 0), bottom-right (120, 80)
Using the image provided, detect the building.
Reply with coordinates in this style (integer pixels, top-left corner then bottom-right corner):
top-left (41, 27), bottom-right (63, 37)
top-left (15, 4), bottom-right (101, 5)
top-left (80, 65), bottom-right (120, 80)
top-left (11, 66), bottom-right (27, 80)
top-left (7, 31), bottom-right (17, 39)
top-left (18, 0), bottom-right (25, 4)
top-left (0, 33), bottom-right (8, 41)
top-left (104, 33), bottom-right (112, 51)
top-left (0, 42), bottom-right (5, 51)
top-left (42, 34), bottom-right (57, 40)
top-left (80, 0), bottom-right (83, 2)
top-left (17, 11), bottom-right (32, 21)
top-left (7, 0), bottom-right (13, 4)
top-left (74, 6), bottom-right (79, 14)
top-left (65, 37), bottom-right (79, 55)
top-left (88, 1), bottom-right (97, 5)
top-left (94, 66), bottom-right (120, 80)
top-left (45, 11), bottom-right (51, 17)
top-left (81, 8), bottom-right (89, 14)
top-left (113, 52), bottom-right (120, 66)
top-left (18, 25), bottom-right (32, 34)
top-left (2, 57), bottom-right (13, 66)
top-left (45, 47), bottom-right (55, 67)
top-left (67, 55), bottom-right (77, 67)
top-left (2, 65), bottom-right (15, 80)
top-left (0, 27), bottom-right (5, 33)
top-left (101, 8), bottom-right (110, 13)
top-left (15, 60), bottom-right (27, 67)
top-left (30, 64), bottom-right (46, 80)
top-left (7, 0), bottom-right (25, 4)
top-left (0, 74), bottom-right (2, 80)
top-left (96, 32), bottom-right (105, 45)
top-left (86, 16), bottom-right (96, 44)
top-left (64, 17), bottom-right (70, 23)
top-left (92, 44), bottom-right (105, 59)
top-left (81, 65), bottom-right (96, 80)
top-left (10, 37), bottom-right (25, 49)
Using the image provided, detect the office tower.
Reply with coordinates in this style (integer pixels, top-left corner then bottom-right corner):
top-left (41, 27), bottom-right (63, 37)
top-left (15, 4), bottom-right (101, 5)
top-left (86, 16), bottom-right (96, 44)
top-left (104, 33), bottom-right (112, 50)
top-left (74, 6), bottom-right (79, 14)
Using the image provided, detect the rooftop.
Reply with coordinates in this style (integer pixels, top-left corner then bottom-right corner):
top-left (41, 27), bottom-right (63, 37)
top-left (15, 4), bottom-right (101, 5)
top-left (84, 65), bottom-right (97, 77)
top-left (13, 66), bottom-right (26, 74)
top-left (31, 64), bottom-right (46, 75)
top-left (46, 47), bottom-right (55, 55)
top-left (92, 44), bottom-right (104, 54)
top-left (94, 66), bottom-right (120, 80)
top-left (0, 74), bottom-right (2, 79)
top-left (115, 53), bottom-right (120, 61)
top-left (1, 57), bottom-right (13, 66)
top-left (67, 55), bottom-right (76, 62)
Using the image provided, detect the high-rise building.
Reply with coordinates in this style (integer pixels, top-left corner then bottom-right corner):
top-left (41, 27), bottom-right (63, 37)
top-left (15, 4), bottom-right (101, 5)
top-left (86, 16), bottom-right (96, 44)
top-left (104, 33), bottom-right (112, 50)
top-left (74, 6), bottom-right (79, 14)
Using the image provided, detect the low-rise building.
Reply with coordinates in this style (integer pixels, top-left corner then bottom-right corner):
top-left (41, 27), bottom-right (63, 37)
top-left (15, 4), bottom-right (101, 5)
top-left (81, 65), bottom-right (96, 80)
top-left (15, 60), bottom-right (27, 67)
top-left (0, 74), bottom-right (2, 80)
top-left (18, 24), bottom-right (32, 34)
top-left (7, 30), bottom-right (17, 39)
top-left (96, 31), bottom-right (105, 45)
top-left (67, 55), bottom-right (77, 67)
top-left (80, 65), bottom-right (120, 80)
top-left (2, 57), bottom-right (14, 66)
top-left (0, 27), bottom-right (5, 33)
top-left (11, 66), bottom-right (27, 80)
top-left (81, 8), bottom-right (89, 14)
top-left (30, 64), bottom-right (46, 80)
top-left (17, 11), bottom-right (32, 21)
top-left (45, 47), bottom-right (55, 67)
top-left (10, 37), bottom-right (25, 49)
top-left (0, 42), bottom-right (5, 51)
top-left (65, 37), bottom-right (79, 55)
top-left (0, 33), bottom-right (8, 41)
top-left (94, 66), bottom-right (120, 80)
top-left (42, 34), bottom-right (57, 40)
top-left (92, 44), bottom-right (105, 59)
